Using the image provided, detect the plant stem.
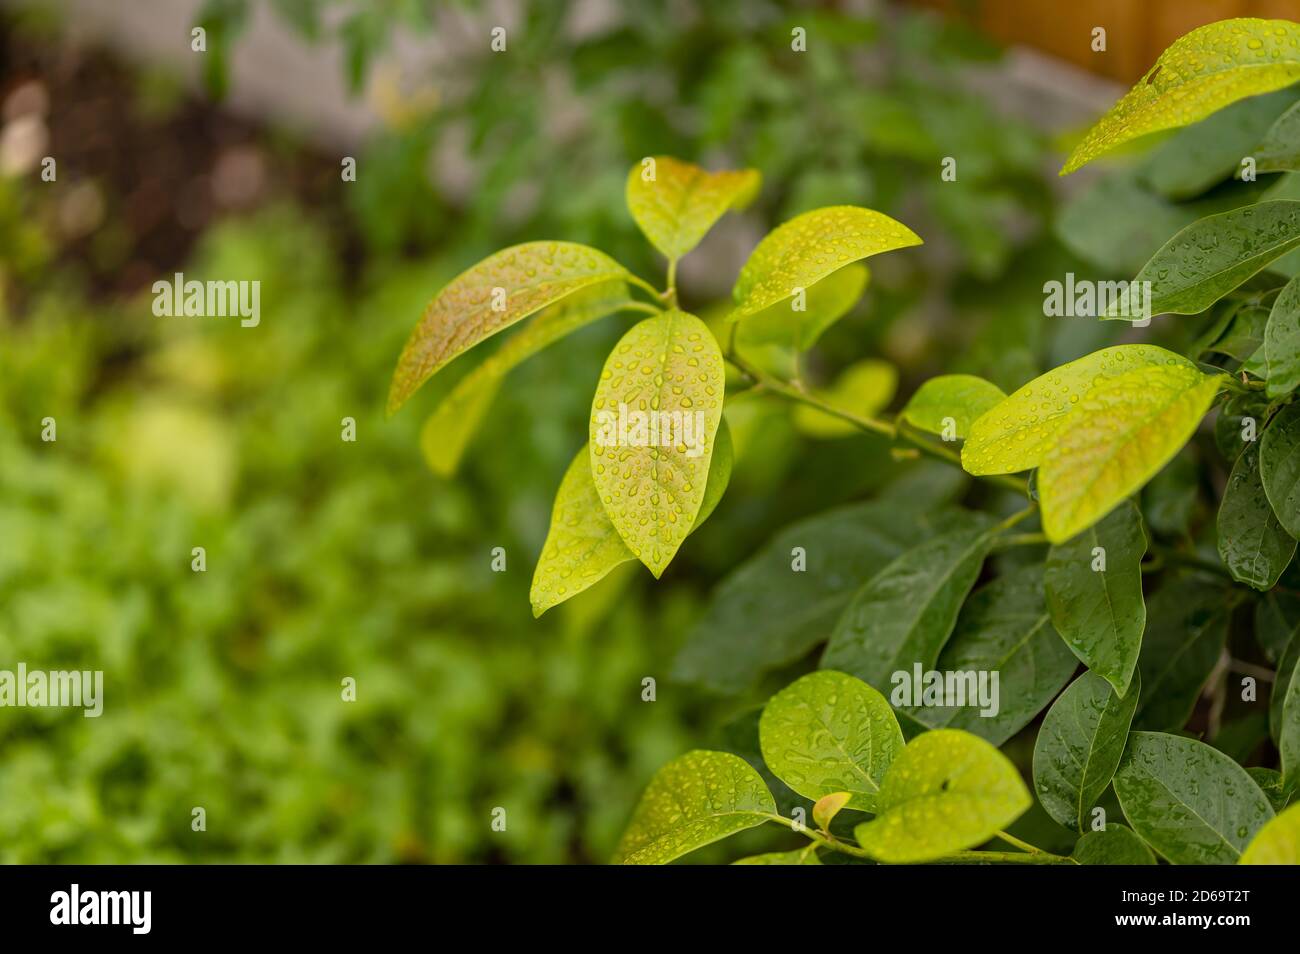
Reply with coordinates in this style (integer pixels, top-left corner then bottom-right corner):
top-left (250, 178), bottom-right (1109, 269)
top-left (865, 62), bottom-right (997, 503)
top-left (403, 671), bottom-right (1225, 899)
top-left (995, 531), bottom-right (1049, 550)
top-left (725, 350), bottom-right (1029, 495)
top-left (760, 814), bottom-right (1074, 864)
top-left (627, 273), bottom-right (665, 302)
top-left (665, 258), bottom-right (679, 307)
top-left (992, 504), bottom-right (1037, 534)
top-left (926, 850), bottom-right (1074, 866)
top-left (1147, 545), bottom-right (1232, 580)
top-left (620, 301), bottom-right (665, 317)
top-left (995, 830), bottom-right (1043, 854)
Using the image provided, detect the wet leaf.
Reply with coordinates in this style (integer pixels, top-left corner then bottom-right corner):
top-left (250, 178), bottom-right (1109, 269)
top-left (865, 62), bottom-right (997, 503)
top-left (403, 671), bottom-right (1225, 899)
top-left (901, 374), bottom-right (1006, 440)
top-left (1037, 363), bottom-right (1224, 543)
top-left (1071, 824), bottom-right (1157, 864)
top-left (419, 281), bottom-right (635, 476)
top-left (614, 750), bottom-right (776, 864)
top-left (388, 241), bottom-right (631, 413)
top-left (1061, 19), bottom-right (1300, 174)
top-left (530, 423), bottom-right (732, 616)
top-left (673, 500), bottom-right (977, 695)
top-left (737, 262), bottom-right (869, 352)
top-left (589, 309), bottom-right (724, 577)
top-left (625, 155), bottom-right (760, 261)
top-left (1134, 580), bottom-right (1231, 731)
top-left (906, 566), bottom-right (1077, 746)
top-left (730, 206), bottom-right (921, 320)
top-left (962, 345), bottom-right (1193, 476)
top-left (1261, 401), bottom-right (1300, 538)
top-left (1263, 276), bottom-right (1300, 397)
top-left (853, 729), bottom-right (1032, 863)
top-left (822, 524), bottom-right (995, 693)
top-left (1034, 671), bottom-right (1141, 832)
top-left (759, 671), bottom-right (903, 812)
top-left (1113, 731), bottom-right (1273, 864)
top-left (1218, 439), bottom-right (1297, 589)
top-left (1044, 501), bottom-right (1148, 696)
top-left (1105, 202), bottom-right (1300, 317)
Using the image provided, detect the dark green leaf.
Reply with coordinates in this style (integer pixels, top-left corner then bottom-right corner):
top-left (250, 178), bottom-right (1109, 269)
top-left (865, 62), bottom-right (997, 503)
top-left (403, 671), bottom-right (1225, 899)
top-left (1261, 402), bottom-right (1300, 538)
top-left (1044, 501), bottom-right (1147, 696)
top-left (1264, 277), bottom-right (1300, 396)
top-left (821, 524), bottom-right (995, 692)
top-left (1218, 440), bottom-right (1298, 589)
top-left (673, 502), bottom-right (975, 694)
top-left (1106, 202), bottom-right (1300, 317)
top-left (1071, 824), bottom-right (1156, 864)
top-left (1113, 731), bottom-right (1274, 864)
top-left (1134, 581), bottom-right (1231, 730)
top-left (907, 567), bottom-right (1077, 746)
top-left (1034, 671), bottom-right (1140, 832)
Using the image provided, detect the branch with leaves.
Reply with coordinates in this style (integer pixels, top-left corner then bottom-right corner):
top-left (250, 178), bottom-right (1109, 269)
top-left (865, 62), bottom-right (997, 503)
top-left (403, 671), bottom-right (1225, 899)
top-left (389, 17), bottom-right (1300, 866)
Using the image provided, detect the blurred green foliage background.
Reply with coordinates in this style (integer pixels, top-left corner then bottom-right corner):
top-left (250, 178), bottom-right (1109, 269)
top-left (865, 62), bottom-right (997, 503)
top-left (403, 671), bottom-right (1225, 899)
top-left (0, 0), bottom-right (1120, 862)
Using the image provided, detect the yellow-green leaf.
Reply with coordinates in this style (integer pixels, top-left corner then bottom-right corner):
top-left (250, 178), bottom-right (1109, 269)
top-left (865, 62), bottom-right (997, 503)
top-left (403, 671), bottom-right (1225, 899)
top-left (589, 310), bottom-right (725, 577)
top-left (419, 281), bottom-right (635, 477)
top-left (1240, 802), bottom-right (1300, 864)
top-left (613, 750), bottom-right (775, 864)
top-left (759, 671), bottom-right (904, 813)
top-left (1061, 18), bottom-right (1300, 175)
top-left (793, 359), bottom-right (897, 439)
top-left (530, 422), bottom-right (732, 617)
top-left (853, 729), bottom-right (1032, 863)
top-left (962, 345), bottom-right (1195, 476)
top-left (1039, 364), bottom-right (1224, 543)
top-left (729, 206), bottom-right (921, 320)
top-left (388, 241), bottom-right (631, 414)
top-left (626, 155), bottom-right (760, 261)
top-left (901, 374), bottom-right (1007, 440)
top-left (736, 262), bottom-right (870, 352)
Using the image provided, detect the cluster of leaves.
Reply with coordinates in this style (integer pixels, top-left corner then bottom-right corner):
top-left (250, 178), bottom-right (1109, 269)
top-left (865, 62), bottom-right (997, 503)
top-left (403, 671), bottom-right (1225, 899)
top-left (398, 18), bottom-right (1300, 864)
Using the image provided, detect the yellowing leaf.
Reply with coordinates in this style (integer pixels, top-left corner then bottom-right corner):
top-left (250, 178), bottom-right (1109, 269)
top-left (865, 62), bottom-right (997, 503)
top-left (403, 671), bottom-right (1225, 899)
top-left (420, 281), bottom-right (635, 477)
top-left (530, 423), bottom-right (732, 617)
top-left (1240, 802), bottom-right (1300, 864)
top-left (962, 345), bottom-right (1194, 476)
top-left (1039, 364), bottom-right (1224, 543)
top-left (901, 374), bottom-right (1006, 440)
top-left (793, 359), bottom-right (897, 438)
top-left (853, 729), bottom-right (1032, 863)
top-left (388, 242), bottom-right (631, 414)
top-left (812, 792), bottom-right (852, 831)
top-left (736, 262), bottom-right (870, 352)
top-left (613, 750), bottom-right (775, 864)
top-left (1062, 18), bottom-right (1300, 175)
top-left (730, 206), bottom-right (921, 320)
top-left (589, 310), bottom-right (725, 577)
top-left (626, 156), bottom-right (760, 261)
